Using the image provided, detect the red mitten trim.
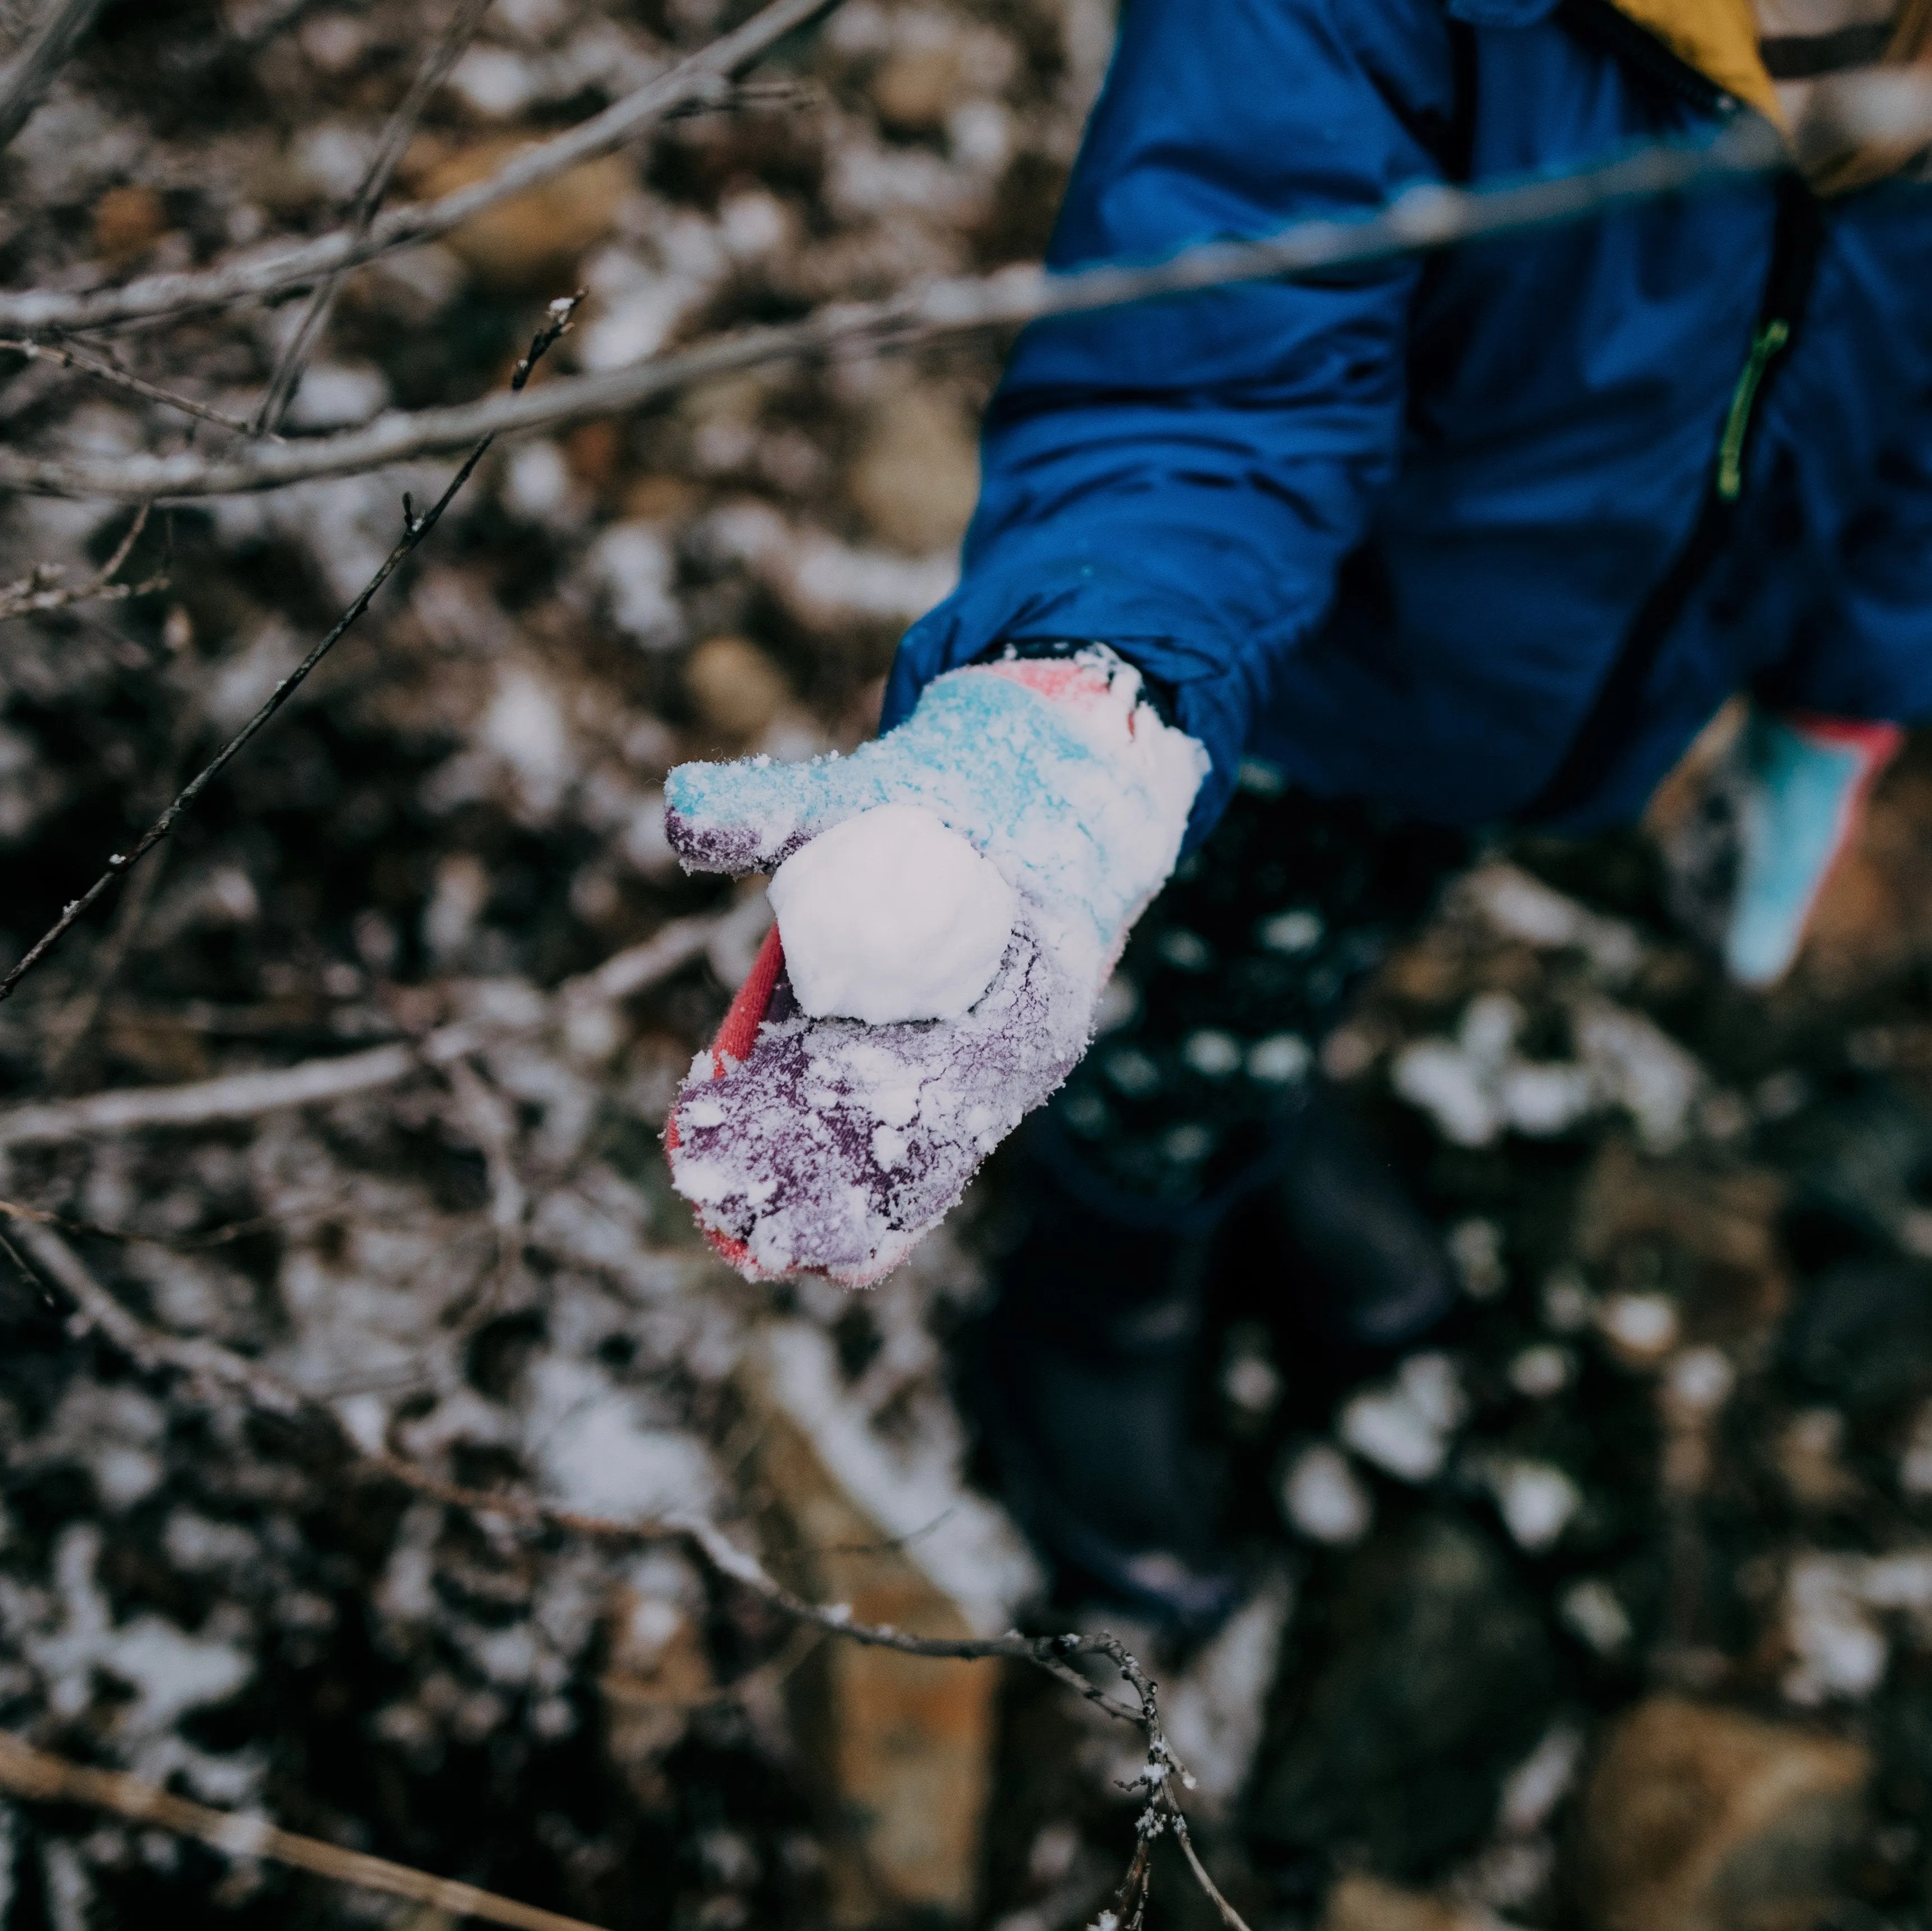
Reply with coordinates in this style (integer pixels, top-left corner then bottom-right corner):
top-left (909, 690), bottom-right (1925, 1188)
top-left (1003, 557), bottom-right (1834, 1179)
top-left (711, 921), bottom-right (786, 1072)
top-left (663, 920), bottom-right (786, 1272)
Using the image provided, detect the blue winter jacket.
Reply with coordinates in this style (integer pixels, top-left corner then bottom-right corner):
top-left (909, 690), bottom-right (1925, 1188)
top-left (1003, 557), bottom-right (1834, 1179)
top-left (881, 0), bottom-right (1932, 851)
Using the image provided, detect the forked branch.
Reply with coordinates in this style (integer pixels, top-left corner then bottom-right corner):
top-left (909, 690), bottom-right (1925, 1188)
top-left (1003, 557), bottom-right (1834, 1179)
top-left (0, 1732), bottom-right (613, 1931)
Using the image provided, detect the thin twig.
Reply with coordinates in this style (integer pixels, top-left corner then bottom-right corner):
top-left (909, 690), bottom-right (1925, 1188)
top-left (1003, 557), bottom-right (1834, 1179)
top-left (0, 337), bottom-right (264, 437)
top-left (0, 108), bottom-right (1813, 502)
top-left (3, 1208), bottom-right (300, 1405)
top-left (0, 1193), bottom-right (322, 1251)
top-left (253, 0), bottom-right (496, 435)
top-left (0, 1732), bottom-right (612, 1931)
top-left (38, 671), bottom-right (209, 1086)
top-left (0, 500), bottom-right (163, 620)
top-left (0, 906), bottom-right (735, 1147)
top-left (441, 1052), bottom-right (529, 1312)
top-left (0, 0), bottom-right (106, 152)
top-left (1169, 1812), bottom-right (1255, 1931)
top-left (36, 836), bottom-right (170, 1081)
top-left (0, 295), bottom-right (582, 1006)
top-left (0, 0), bottom-right (842, 336)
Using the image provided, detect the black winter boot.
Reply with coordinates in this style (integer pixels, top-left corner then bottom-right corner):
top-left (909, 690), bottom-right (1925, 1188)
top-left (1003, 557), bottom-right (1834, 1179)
top-left (1271, 1082), bottom-right (1463, 1362)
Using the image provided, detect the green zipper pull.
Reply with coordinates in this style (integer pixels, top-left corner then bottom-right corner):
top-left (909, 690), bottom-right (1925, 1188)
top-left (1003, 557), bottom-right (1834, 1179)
top-left (1715, 317), bottom-right (1791, 502)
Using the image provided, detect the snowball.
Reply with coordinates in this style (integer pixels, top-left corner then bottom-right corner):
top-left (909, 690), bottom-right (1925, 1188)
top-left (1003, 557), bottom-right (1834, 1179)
top-left (769, 804), bottom-right (1017, 1024)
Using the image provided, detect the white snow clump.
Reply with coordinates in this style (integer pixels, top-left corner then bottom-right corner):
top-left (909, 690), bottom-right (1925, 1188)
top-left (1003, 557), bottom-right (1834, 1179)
top-left (769, 802), bottom-right (1017, 1024)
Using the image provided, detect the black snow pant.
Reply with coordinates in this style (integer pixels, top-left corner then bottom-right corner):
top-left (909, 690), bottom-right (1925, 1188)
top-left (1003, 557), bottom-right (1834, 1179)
top-left (1020, 766), bottom-right (1474, 1235)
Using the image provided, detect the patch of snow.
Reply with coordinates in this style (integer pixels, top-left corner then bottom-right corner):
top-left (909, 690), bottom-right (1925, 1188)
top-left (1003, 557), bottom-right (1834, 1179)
top-left (1509, 1345), bottom-right (1573, 1399)
top-left (1246, 1033), bottom-right (1310, 1085)
top-left (1667, 1346), bottom-right (1735, 1415)
top-left (697, 499), bottom-right (959, 629)
top-left (503, 439), bottom-right (586, 529)
top-left (18, 1383), bottom-right (166, 1511)
top-left (584, 522), bottom-right (683, 650)
top-left (484, 666), bottom-right (574, 822)
top-left (1498, 1722), bottom-right (1584, 1835)
top-left (523, 1357), bottom-right (719, 1523)
top-left (1158, 1566), bottom-right (1294, 1819)
top-left (1597, 1292), bottom-right (1680, 1365)
top-left (1280, 1442), bottom-right (1373, 1545)
top-left (1181, 1029), bottom-right (1243, 1078)
top-left (1487, 1459), bottom-right (1581, 1552)
top-left (1339, 1355), bottom-right (1465, 1484)
top-left (1573, 1000), bottom-right (1704, 1154)
top-left (1464, 863), bottom-right (1642, 982)
top-left (286, 362), bottom-right (388, 429)
top-left (1257, 908), bottom-right (1322, 955)
top-left (751, 1321), bottom-right (1041, 1635)
top-left (1784, 1553), bottom-right (1890, 1703)
top-left (1559, 1577), bottom-right (1632, 1655)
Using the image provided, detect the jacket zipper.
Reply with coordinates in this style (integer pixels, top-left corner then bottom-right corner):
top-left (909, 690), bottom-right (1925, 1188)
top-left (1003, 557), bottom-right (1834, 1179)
top-left (1715, 316), bottom-right (1791, 500)
top-left (1557, 0), bottom-right (1801, 503)
top-left (1524, 1), bottom-right (1824, 825)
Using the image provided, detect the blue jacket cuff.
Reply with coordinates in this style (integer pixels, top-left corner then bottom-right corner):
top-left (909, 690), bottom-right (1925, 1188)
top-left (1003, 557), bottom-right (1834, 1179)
top-left (882, 558), bottom-right (1254, 852)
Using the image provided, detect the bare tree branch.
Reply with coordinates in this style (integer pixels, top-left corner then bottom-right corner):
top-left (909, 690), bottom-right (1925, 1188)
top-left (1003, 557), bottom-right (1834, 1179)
top-left (4, 1209), bottom-right (304, 1408)
top-left (0, 1733), bottom-right (616, 1931)
top-left (0, 0), bottom-right (841, 336)
top-left (0, 1033), bottom-right (468, 1145)
top-left (440, 1051), bottom-right (530, 1310)
top-left (0, 295), bottom-right (583, 1005)
top-left (0, 903), bottom-right (750, 1146)
top-left (0, 336), bottom-right (264, 436)
top-left (253, 0), bottom-right (497, 435)
top-left (0, 0), bottom-right (105, 152)
top-left (0, 500), bottom-right (161, 620)
top-left (0, 108), bottom-right (1809, 502)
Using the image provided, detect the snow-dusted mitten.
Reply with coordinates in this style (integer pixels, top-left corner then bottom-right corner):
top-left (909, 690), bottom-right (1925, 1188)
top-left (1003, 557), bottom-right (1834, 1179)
top-left (1724, 709), bottom-right (1902, 988)
top-left (662, 647), bottom-right (1209, 1285)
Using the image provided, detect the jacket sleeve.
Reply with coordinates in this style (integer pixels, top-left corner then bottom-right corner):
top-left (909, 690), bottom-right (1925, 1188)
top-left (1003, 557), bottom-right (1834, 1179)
top-left (881, 0), bottom-right (1462, 847)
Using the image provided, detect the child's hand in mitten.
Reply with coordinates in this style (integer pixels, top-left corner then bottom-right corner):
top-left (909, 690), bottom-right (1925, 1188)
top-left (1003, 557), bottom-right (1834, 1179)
top-left (662, 648), bottom-right (1208, 1283)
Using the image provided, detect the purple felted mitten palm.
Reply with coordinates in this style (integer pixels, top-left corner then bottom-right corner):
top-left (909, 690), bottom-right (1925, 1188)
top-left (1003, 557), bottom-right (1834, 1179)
top-left (662, 649), bottom-right (1208, 1285)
